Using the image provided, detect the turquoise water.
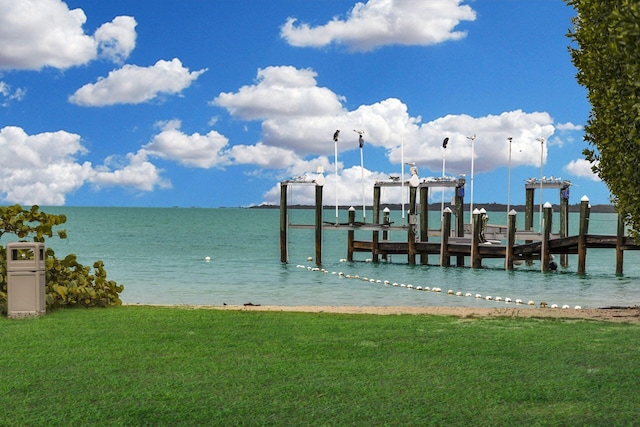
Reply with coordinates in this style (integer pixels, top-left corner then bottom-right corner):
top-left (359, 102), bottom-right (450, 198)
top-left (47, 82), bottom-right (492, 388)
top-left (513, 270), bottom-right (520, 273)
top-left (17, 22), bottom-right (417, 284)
top-left (2, 207), bottom-right (639, 309)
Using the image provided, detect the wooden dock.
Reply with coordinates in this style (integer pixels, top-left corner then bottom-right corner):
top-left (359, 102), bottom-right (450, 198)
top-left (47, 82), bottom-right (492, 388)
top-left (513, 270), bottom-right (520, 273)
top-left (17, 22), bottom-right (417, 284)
top-left (280, 176), bottom-right (640, 275)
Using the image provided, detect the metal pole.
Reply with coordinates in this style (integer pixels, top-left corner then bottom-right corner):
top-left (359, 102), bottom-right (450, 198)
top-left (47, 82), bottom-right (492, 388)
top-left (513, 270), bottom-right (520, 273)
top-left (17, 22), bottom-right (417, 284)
top-left (507, 137), bottom-right (512, 216)
top-left (537, 137), bottom-right (544, 232)
top-left (401, 135), bottom-right (405, 222)
top-left (333, 130), bottom-right (339, 224)
top-left (441, 143), bottom-right (446, 220)
top-left (467, 134), bottom-right (476, 225)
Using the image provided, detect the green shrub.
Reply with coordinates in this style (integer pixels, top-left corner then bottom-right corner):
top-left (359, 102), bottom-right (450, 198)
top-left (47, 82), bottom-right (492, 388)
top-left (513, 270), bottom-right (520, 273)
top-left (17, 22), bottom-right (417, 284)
top-left (0, 204), bottom-right (123, 314)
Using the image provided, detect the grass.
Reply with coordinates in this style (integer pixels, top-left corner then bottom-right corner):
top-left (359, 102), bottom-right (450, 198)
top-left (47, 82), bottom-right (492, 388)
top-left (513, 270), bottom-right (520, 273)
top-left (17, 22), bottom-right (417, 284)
top-left (1, 306), bottom-right (639, 426)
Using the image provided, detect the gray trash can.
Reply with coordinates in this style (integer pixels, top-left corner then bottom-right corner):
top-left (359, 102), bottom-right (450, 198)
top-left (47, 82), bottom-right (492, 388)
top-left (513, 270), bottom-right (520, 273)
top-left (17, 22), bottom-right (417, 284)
top-left (6, 242), bottom-right (46, 318)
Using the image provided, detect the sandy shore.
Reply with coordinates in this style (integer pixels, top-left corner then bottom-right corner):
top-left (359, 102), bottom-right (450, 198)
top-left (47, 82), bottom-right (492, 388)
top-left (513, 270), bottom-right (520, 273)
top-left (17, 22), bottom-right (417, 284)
top-left (147, 304), bottom-right (640, 324)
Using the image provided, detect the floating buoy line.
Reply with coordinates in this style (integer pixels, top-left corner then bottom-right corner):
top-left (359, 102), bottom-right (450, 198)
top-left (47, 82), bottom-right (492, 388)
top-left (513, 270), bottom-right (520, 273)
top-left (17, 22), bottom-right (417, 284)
top-left (294, 262), bottom-right (583, 310)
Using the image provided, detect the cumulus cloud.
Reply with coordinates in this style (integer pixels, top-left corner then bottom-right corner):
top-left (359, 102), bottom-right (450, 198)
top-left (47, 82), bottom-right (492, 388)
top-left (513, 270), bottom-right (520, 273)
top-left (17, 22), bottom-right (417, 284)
top-left (142, 120), bottom-right (229, 168)
top-left (0, 126), bottom-right (168, 205)
top-left (209, 65), bottom-right (567, 207)
top-left (91, 151), bottom-right (170, 191)
top-left (565, 158), bottom-right (600, 181)
top-left (556, 121), bottom-right (583, 132)
top-left (281, 0), bottom-right (476, 52)
top-left (212, 66), bottom-right (344, 120)
top-left (0, 0), bottom-right (136, 70)
top-left (399, 110), bottom-right (557, 174)
top-left (70, 58), bottom-right (206, 106)
top-left (95, 16), bottom-right (137, 63)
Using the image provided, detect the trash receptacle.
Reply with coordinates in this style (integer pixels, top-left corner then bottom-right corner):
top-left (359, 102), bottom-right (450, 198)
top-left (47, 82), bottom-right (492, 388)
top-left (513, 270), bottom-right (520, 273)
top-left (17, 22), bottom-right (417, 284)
top-left (6, 242), bottom-right (46, 318)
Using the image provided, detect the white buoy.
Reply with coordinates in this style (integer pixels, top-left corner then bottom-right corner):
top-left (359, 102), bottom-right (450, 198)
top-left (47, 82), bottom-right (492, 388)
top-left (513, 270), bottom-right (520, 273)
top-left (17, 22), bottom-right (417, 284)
top-left (307, 257), bottom-right (313, 261)
top-left (383, 280), bottom-right (390, 285)
top-left (407, 284), bottom-right (413, 289)
top-left (448, 290), bottom-right (454, 295)
top-left (551, 304), bottom-right (558, 308)
top-left (465, 293), bottom-right (472, 297)
top-left (392, 282), bottom-right (399, 287)
top-left (485, 296), bottom-right (493, 301)
top-left (475, 294), bottom-right (482, 299)
top-left (527, 300), bottom-right (535, 306)
top-left (495, 297), bottom-right (503, 302)
top-left (424, 287), bottom-right (431, 291)
top-left (456, 291), bottom-right (463, 297)
top-left (505, 297), bottom-right (511, 303)
top-left (416, 286), bottom-right (423, 291)
top-left (575, 305), bottom-right (582, 310)
top-left (205, 256), bottom-right (211, 262)
top-left (562, 304), bottom-right (570, 309)
top-left (515, 299), bottom-right (523, 304)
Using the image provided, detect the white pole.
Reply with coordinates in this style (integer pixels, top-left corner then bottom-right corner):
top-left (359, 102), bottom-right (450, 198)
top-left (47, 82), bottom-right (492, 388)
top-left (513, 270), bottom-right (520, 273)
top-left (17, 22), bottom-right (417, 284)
top-left (537, 137), bottom-right (545, 232)
top-left (354, 130), bottom-right (366, 222)
top-left (334, 130), bottom-right (339, 224)
top-left (401, 135), bottom-right (405, 222)
top-left (467, 134), bottom-right (476, 225)
top-left (507, 137), bottom-right (512, 216)
top-left (441, 145), bottom-right (446, 220)
top-left (360, 141), bottom-right (365, 222)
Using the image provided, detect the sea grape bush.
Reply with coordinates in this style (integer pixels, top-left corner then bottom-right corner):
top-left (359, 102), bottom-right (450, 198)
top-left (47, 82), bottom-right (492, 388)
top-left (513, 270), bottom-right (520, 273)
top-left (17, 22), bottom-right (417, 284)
top-left (0, 204), bottom-right (123, 314)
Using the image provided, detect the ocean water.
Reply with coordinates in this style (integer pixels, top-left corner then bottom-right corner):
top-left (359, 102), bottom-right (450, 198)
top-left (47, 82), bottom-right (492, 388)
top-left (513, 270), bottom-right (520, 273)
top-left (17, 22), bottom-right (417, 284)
top-left (2, 206), bottom-right (639, 309)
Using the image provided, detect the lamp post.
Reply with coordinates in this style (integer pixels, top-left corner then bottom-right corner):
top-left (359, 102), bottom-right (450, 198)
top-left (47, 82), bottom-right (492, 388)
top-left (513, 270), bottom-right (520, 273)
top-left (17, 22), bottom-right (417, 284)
top-left (441, 137), bottom-right (449, 220)
top-left (507, 137), bottom-right (513, 216)
top-left (354, 130), bottom-right (366, 222)
top-left (467, 134), bottom-right (476, 225)
top-left (333, 129), bottom-right (340, 225)
top-left (536, 137), bottom-right (545, 232)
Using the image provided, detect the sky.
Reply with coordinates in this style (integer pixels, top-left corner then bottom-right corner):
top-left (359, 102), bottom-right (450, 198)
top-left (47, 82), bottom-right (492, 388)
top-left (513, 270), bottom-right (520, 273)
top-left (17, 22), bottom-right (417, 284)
top-left (0, 0), bottom-right (608, 209)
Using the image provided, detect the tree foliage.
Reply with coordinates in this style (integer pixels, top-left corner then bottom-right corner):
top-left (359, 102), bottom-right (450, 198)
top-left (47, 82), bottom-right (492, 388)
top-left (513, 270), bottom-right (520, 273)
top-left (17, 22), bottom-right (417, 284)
top-left (566, 0), bottom-right (640, 237)
top-left (0, 205), bottom-right (124, 314)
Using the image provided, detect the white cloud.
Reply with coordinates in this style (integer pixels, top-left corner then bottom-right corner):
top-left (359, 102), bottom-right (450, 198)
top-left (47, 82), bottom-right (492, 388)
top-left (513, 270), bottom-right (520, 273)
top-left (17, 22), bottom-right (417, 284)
top-left (69, 58), bottom-right (206, 106)
top-left (211, 66), bottom-right (565, 207)
top-left (556, 121), bottom-right (583, 132)
top-left (0, 0), bottom-right (135, 70)
top-left (0, 81), bottom-right (26, 106)
top-left (281, 0), bottom-right (476, 52)
top-left (0, 126), bottom-right (168, 205)
top-left (91, 151), bottom-right (170, 191)
top-left (95, 16), bottom-right (137, 63)
top-left (212, 66), bottom-right (344, 120)
top-left (142, 120), bottom-right (230, 168)
top-left (228, 143), bottom-right (302, 169)
top-left (400, 110), bottom-right (556, 175)
top-left (564, 158), bottom-right (600, 181)
top-left (0, 126), bottom-right (92, 204)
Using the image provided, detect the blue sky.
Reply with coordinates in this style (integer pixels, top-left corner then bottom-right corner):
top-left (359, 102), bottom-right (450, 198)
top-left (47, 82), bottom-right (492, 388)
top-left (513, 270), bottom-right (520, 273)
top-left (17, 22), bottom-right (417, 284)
top-left (0, 0), bottom-right (607, 208)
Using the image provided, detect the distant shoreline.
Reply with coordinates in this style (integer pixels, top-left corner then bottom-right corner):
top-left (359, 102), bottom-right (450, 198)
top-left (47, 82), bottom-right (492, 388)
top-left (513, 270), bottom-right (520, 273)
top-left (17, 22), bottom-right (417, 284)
top-left (252, 203), bottom-right (615, 213)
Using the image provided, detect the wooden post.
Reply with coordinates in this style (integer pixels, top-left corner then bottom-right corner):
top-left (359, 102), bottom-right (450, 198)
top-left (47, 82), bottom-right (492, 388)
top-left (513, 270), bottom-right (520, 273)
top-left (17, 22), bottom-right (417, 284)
top-left (525, 187), bottom-right (535, 232)
top-left (541, 202), bottom-right (552, 272)
top-left (372, 185), bottom-right (381, 263)
top-left (280, 182), bottom-right (288, 263)
top-left (408, 186), bottom-right (417, 265)
top-left (616, 213), bottom-right (625, 275)
top-left (420, 185), bottom-right (429, 264)
top-left (347, 207), bottom-right (355, 262)
top-left (577, 196), bottom-right (590, 275)
top-left (559, 184), bottom-right (570, 267)
top-left (471, 209), bottom-right (482, 268)
top-left (315, 184), bottom-right (323, 266)
top-left (440, 207), bottom-right (452, 266)
top-left (454, 179), bottom-right (465, 267)
top-left (505, 209), bottom-right (516, 270)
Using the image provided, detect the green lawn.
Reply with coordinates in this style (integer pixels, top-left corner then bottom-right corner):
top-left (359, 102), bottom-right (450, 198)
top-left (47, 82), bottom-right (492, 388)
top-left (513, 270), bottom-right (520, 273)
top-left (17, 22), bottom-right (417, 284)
top-left (1, 306), bottom-right (638, 426)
